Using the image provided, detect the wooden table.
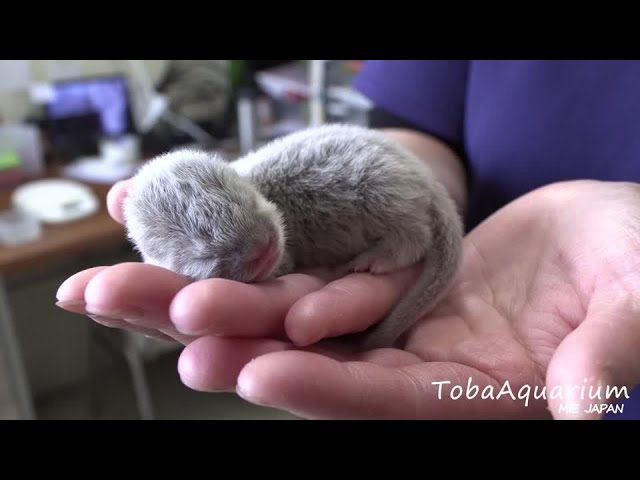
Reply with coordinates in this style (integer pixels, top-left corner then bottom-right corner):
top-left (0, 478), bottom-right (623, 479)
top-left (0, 166), bottom-right (128, 419)
top-left (0, 173), bottom-right (125, 274)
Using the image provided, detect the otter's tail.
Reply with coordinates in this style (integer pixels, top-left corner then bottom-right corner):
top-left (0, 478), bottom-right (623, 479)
top-left (351, 193), bottom-right (464, 352)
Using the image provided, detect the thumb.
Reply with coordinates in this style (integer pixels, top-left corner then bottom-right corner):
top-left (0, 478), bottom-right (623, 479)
top-left (546, 291), bottom-right (640, 420)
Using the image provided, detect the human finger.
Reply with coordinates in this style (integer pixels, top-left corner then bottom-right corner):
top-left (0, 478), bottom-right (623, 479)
top-left (284, 263), bottom-right (424, 346)
top-left (546, 290), bottom-right (640, 420)
top-left (106, 179), bottom-right (131, 225)
top-left (235, 351), bottom-right (541, 419)
top-left (178, 335), bottom-right (421, 393)
top-left (170, 273), bottom-right (329, 339)
top-left (59, 262), bottom-right (194, 344)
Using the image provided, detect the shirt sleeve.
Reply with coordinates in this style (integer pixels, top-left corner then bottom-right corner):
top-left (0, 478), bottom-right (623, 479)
top-left (352, 60), bottom-right (470, 149)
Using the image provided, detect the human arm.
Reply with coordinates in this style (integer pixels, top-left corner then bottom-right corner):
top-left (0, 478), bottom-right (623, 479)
top-left (375, 125), bottom-right (468, 216)
top-left (355, 60), bottom-right (471, 216)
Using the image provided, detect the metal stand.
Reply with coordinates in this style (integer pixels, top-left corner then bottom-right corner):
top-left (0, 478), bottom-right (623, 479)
top-left (309, 60), bottom-right (327, 126)
top-left (88, 325), bottom-right (155, 420)
top-left (123, 334), bottom-right (155, 420)
top-left (237, 89), bottom-right (259, 155)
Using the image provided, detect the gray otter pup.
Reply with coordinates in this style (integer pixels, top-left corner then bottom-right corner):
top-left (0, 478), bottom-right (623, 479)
top-left (123, 124), bottom-right (464, 351)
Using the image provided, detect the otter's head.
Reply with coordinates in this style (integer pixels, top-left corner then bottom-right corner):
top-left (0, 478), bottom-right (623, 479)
top-left (124, 149), bottom-right (286, 282)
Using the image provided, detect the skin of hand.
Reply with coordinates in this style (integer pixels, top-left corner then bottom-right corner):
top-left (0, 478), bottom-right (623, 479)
top-left (55, 131), bottom-right (640, 420)
top-left (56, 176), bottom-right (640, 419)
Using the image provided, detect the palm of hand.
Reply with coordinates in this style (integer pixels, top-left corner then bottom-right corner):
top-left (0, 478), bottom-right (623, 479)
top-left (224, 180), bottom-right (640, 419)
top-left (363, 180), bottom-right (639, 419)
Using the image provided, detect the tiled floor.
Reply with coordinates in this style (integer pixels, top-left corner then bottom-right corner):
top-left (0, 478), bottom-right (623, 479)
top-left (34, 350), bottom-right (299, 420)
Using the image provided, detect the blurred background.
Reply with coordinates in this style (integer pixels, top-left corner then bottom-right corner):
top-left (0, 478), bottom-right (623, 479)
top-left (0, 59), bottom-right (373, 420)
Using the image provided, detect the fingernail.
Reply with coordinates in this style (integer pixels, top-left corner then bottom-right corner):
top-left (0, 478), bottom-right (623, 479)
top-left (85, 304), bottom-right (145, 321)
top-left (56, 300), bottom-right (143, 321)
top-left (88, 314), bottom-right (129, 329)
top-left (55, 300), bottom-right (89, 315)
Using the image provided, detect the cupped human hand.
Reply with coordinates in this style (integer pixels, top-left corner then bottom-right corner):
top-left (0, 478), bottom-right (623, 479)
top-left (173, 180), bottom-right (640, 420)
top-left (57, 179), bottom-right (640, 419)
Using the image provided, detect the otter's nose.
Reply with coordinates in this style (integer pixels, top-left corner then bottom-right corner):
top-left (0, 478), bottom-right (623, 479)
top-left (244, 236), bottom-right (279, 281)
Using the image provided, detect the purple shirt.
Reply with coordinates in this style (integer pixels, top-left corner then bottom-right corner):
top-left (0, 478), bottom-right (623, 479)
top-left (353, 60), bottom-right (640, 419)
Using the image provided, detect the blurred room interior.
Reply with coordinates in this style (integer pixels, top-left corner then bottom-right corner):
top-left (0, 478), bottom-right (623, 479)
top-left (0, 60), bottom-right (372, 420)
